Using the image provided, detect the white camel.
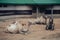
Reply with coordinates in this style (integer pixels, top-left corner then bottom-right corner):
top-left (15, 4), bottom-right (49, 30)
top-left (19, 21), bottom-right (30, 34)
top-left (5, 21), bottom-right (30, 34)
top-left (39, 15), bottom-right (46, 24)
top-left (5, 21), bottom-right (23, 34)
top-left (28, 15), bottom-right (47, 25)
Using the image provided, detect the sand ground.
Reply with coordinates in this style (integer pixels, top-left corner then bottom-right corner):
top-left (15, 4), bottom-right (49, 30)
top-left (0, 18), bottom-right (60, 40)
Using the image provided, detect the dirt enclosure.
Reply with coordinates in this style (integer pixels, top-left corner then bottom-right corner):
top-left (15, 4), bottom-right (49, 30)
top-left (0, 18), bottom-right (60, 40)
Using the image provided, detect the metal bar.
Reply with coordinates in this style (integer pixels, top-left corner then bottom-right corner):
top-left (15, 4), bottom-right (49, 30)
top-left (51, 9), bottom-right (53, 18)
top-left (36, 7), bottom-right (38, 18)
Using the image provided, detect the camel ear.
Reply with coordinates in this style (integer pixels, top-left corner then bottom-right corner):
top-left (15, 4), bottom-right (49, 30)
top-left (14, 21), bottom-right (17, 24)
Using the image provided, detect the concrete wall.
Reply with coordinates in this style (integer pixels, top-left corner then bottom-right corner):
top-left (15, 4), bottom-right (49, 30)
top-left (0, 5), bottom-right (60, 17)
top-left (45, 6), bottom-right (60, 18)
top-left (0, 5), bottom-right (60, 10)
top-left (46, 6), bottom-right (60, 10)
top-left (0, 6), bottom-right (32, 10)
top-left (16, 6), bottom-right (32, 10)
top-left (53, 6), bottom-right (60, 10)
top-left (0, 6), bottom-right (35, 17)
top-left (0, 6), bottom-right (16, 10)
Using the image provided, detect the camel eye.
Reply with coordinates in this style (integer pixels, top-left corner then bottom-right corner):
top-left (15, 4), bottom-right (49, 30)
top-left (22, 24), bottom-right (26, 26)
top-left (22, 24), bottom-right (24, 26)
